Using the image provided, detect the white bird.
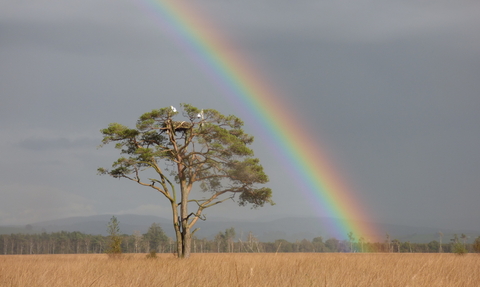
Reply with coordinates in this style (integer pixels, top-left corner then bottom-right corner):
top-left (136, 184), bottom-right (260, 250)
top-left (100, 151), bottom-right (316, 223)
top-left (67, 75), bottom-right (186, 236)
top-left (170, 106), bottom-right (177, 113)
top-left (197, 110), bottom-right (204, 119)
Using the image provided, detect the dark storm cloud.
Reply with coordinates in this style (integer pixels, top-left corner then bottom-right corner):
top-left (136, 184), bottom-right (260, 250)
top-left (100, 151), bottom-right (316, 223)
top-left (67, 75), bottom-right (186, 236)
top-left (1, 0), bottom-right (479, 229)
top-left (198, 0), bottom-right (480, 228)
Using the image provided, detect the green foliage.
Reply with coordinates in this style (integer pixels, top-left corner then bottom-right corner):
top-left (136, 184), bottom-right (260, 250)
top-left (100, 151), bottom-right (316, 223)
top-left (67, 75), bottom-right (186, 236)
top-left (451, 234), bottom-right (459, 244)
top-left (106, 237), bottom-right (123, 257)
top-left (106, 216), bottom-right (122, 257)
top-left (98, 104), bottom-right (273, 207)
top-left (143, 223), bottom-right (168, 252)
top-left (325, 238), bottom-right (339, 252)
top-left (2, 229), bottom-right (480, 255)
top-left (427, 240), bottom-right (440, 252)
top-left (214, 227), bottom-right (236, 252)
top-left (311, 237), bottom-right (327, 252)
top-left (312, 237), bottom-right (324, 244)
top-left (273, 239), bottom-right (294, 252)
top-left (453, 243), bottom-right (467, 255)
top-left (146, 250), bottom-right (157, 259)
top-left (107, 216), bottom-right (120, 236)
top-left (98, 104), bottom-right (273, 258)
top-left (347, 232), bottom-right (355, 252)
top-left (473, 236), bottom-right (480, 253)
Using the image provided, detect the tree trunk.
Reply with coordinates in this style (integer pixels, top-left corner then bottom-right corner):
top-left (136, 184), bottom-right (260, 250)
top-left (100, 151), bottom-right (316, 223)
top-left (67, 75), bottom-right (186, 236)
top-left (3, 236), bottom-right (7, 255)
top-left (177, 175), bottom-right (192, 259)
top-left (177, 200), bottom-right (191, 258)
top-left (172, 201), bottom-right (183, 257)
top-left (181, 229), bottom-right (191, 258)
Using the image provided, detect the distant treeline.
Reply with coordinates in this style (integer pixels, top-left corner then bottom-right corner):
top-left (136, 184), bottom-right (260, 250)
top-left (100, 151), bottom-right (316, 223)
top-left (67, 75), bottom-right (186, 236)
top-left (1, 225), bottom-right (479, 255)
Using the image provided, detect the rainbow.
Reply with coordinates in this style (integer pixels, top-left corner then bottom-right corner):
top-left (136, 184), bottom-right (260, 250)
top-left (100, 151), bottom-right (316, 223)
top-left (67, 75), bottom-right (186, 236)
top-left (136, 0), bottom-right (378, 241)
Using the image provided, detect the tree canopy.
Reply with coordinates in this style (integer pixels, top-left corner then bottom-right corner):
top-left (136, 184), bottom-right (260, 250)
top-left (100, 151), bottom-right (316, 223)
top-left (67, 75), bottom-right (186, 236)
top-left (143, 223), bottom-right (168, 252)
top-left (98, 104), bottom-right (273, 258)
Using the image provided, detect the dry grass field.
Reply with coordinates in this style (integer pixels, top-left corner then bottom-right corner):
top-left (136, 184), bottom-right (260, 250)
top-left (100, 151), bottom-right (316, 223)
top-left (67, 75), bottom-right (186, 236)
top-left (1, 253), bottom-right (479, 286)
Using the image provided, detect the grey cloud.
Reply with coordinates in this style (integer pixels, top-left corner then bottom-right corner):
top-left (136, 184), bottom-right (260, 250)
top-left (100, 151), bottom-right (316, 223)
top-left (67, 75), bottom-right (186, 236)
top-left (0, 19), bottom-right (173, 58)
top-left (0, 184), bottom-right (96, 225)
top-left (201, 0), bottom-right (480, 38)
top-left (17, 137), bottom-right (98, 151)
top-left (1, 0), bottom-right (479, 230)
top-left (0, 0), bottom-right (180, 58)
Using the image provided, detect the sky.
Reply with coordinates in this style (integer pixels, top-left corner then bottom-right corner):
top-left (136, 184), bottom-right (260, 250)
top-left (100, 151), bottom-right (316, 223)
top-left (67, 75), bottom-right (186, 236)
top-left (1, 0), bottom-right (479, 231)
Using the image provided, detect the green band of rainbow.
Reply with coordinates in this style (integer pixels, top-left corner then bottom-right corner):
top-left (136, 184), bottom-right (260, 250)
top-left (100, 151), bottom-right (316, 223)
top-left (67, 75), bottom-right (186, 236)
top-left (137, 0), bottom-right (378, 240)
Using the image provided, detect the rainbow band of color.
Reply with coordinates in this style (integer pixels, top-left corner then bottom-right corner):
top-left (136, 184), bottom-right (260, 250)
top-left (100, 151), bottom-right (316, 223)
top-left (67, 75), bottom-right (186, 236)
top-left (136, 0), bottom-right (378, 240)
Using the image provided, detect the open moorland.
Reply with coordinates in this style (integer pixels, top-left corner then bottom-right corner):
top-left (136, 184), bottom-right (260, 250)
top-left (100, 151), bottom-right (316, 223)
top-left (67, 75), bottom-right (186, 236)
top-left (1, 253), bottom-right (479, 286)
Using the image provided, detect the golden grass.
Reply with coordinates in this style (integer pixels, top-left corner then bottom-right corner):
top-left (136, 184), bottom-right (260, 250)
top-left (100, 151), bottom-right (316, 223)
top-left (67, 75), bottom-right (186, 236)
top-left (1, 253), bottom-right (479, 286)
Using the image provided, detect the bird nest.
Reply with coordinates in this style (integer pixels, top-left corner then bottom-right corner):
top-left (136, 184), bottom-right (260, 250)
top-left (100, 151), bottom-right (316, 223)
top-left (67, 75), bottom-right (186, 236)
top-left (162, 121), bottom-right (193, 132)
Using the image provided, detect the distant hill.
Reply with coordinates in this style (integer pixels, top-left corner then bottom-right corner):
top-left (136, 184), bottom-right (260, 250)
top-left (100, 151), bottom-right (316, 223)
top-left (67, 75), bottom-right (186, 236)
top-left (0, 226), bottom-right (39, 235)
top-left (1, 214), bottom-right (478, 243)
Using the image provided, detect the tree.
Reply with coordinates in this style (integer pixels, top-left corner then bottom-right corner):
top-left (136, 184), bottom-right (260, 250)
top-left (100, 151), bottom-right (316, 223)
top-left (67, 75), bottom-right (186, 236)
top-left (427, 240), bottom-right (440, 253)
top-left (451, 234), bottom-right (459, 244)
top-left (473, 236), bottom-right (480, 253)
top-left (453, 242), bottom-right (467, 255)
top-left (98, 104), bottom-right (273, 258)
top-left (84, 235), bottom-right (92, 254)
top-left (325, 238), bottom-right (339, 252)
top-left (358, 237), bottom-right (365, 253)
top-left (451, 234), bottom-right (466, 255)
top-left (460, 233), bottom-right (468, 248)
top-left (312, 237), bottom-right (326, 252)
top-left (2, 235), bottom-right (8, 255)
top-left (214, 232), bottom-right (224, 252)
top-left (385, 233), bottom-right (391, 252)
top-left (244, 231), bottom-right (262, 253)
top-left (106, 216), bottom-right (122, 257)
top-left (347, 232), bottom-right (355, 252)
top-left (438, 232), bottom-right (443, 253)
top-left (132, 230), bottom-right (142, 253)
top-left (299, 239), bottom-right (314, 252)
top-left (224, 227), bottom-right (236, 253)
top-left (143, 223), bottom-right (168, 253)
top-left (405, 241), bottom-right (412, 253)
top-left (391, 239), bottom-right (401, 253)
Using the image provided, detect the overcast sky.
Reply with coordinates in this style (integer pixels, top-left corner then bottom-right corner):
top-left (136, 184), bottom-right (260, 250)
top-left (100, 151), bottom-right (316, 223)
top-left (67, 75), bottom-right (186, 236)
top-left (1, 0), bottom-right (479, 231)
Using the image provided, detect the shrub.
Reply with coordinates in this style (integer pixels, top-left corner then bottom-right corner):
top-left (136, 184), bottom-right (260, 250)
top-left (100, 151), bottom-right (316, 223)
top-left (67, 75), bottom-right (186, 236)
top-left (146, 250), bottom-right (157, 259)
top-left (453, 243), bottom-right (467, 255)
top-left (106, 236), bottom-right (123, 257)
